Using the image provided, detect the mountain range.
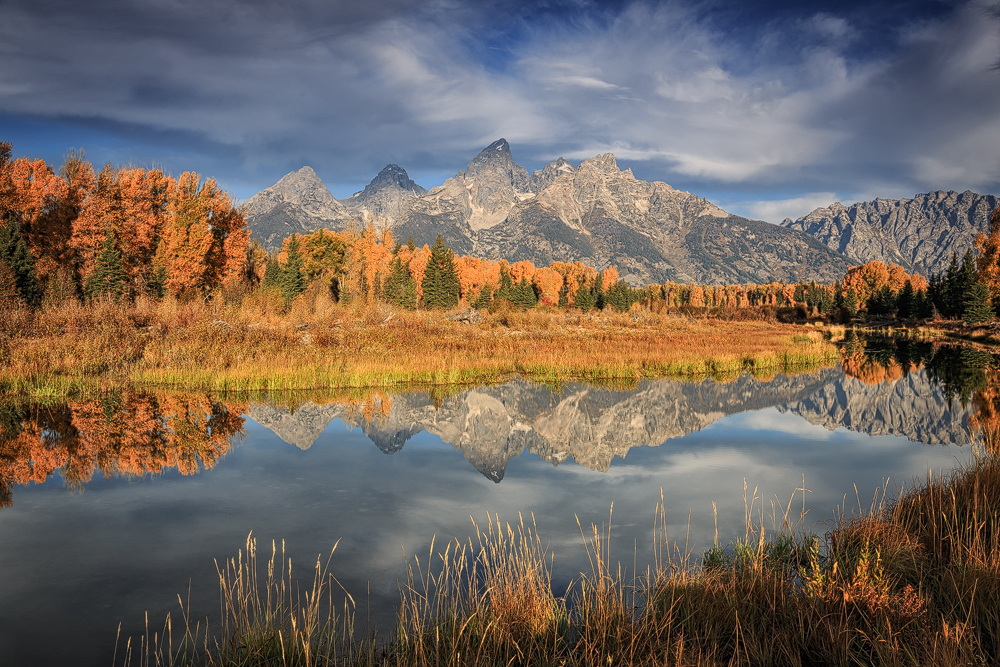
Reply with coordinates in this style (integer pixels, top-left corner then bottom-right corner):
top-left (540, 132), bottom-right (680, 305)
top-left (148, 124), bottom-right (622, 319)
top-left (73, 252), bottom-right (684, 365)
top-left (245, 139), bottom-right (997, 282)
top-left (781, 190), bottom-right (1000, 276)
top-left (245, 140), bottom-right (853, 285)
top-left (247, 370), bottom-right (970, 482)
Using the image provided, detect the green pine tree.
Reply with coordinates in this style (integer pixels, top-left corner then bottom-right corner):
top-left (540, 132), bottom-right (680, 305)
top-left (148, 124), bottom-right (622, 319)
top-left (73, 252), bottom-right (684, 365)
top-left (843, 288), bottom-right (859, 317)
top-left (495, 266), bottom-right (516, 304)
top-left (575, 276), bottom-right (595, 312)
top-left (964, 281), bottom-right (993, 325)
top-left (557, 280), bottom-right (569, 307)
top-left (954, 249), bottom-right (977, 319)
top-left (84, 231), bottom-right (128, 301)
top-left (511, 277), bottom-right (537, 309)
top-left (0, 217), bottom-right (41, 307)
top-left (406, 236), bottom-right (416, 252)
top-left (896, 280), bottom-right (915, 319)
top-left (420, 235), bottom-right (460, 309)
top-left (383, 256), bottom-right (417, 309)
top-left (261, 257), bottom-right (281, 290)
top-left (913, 289), bottom-right (933, 319)
top-left (473, 284), bottom-right (493, 309)
top-left (280, 236), bottom-right (306, 303)
top-left (593, 273), bottom-right (605, 310)
top-left (147, 265), bottom-right (167, 299)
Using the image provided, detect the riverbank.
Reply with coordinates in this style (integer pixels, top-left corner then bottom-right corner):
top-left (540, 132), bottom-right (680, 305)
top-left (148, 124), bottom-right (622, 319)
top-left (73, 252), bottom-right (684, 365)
top-left (122, 450), bottom-right (1000, 667)
top-left (0, 295), bottom-right (840, 397)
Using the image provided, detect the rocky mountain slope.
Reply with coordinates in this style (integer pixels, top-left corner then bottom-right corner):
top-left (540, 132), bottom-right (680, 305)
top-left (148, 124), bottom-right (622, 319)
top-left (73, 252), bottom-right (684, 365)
top-left (341, 164), bottom-right (426, 222)
top-left (243, 166), bottom-right (353, 248)
top-left (781, 191), bottom-right (999, 276)
top-left (247, 368), bottom-right (969, 482)
top-left (245, 140), bottom-right (851, 284)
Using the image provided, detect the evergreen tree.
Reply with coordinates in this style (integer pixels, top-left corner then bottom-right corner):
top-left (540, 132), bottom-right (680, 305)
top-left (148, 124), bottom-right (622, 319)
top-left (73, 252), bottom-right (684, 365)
top-left (473, 284), bottom-right (493, 309)
top-left (866, 285), bottom-right (896, 319)
top-left (84, 231), bottom-right (128, 301)
top-left (954, 249), bottom-right (978, 318)
top-left (511, 277), bottom-right (537, 308)
top-left (896, 280), bottom-right (915, 319)
top-left (420, 235), bottom-right (460, 309)
top-left (280, 236), bottom-right (306, 303)
top-left (913, 289), bottom-right (934, 319)
top-left (0, 217), bottom-right (41, 307)
top-left (383, 256), bottom-right (417, 309)
top-left (406, 236), bottom-right (416, 252)
top-left (557, 280), bottom-right (569, 307)
top-left (495, 266), bottom-right (516, 304)
top-left (940, 253), bottom-right (959, 317)
top-left (843, 288), bottom-right (859, 318)
top-left (593, 273), bottom-right (605, 310)
top-left (147, 265), bottom-right (167, 298)
top-left (261, 257), bottom-right (281, 290)
top-left (964, 281), bottom-right (993, 325)
top-left (575, 276), bottom-right (595, 312)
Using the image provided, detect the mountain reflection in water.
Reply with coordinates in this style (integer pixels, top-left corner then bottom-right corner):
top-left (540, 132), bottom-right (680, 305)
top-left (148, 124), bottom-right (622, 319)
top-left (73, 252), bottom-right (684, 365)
top-left (0, 336), bottom-right (993, 505)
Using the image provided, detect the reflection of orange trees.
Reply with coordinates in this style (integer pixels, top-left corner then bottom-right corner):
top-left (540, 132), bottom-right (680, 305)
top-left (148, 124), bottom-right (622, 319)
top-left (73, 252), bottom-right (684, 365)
top-left (970, 368), bottom-right (1000, 455)
top-left (0, 393), bottom-right (246, 508)
top-left (840, 348), bottom-right (922, 385)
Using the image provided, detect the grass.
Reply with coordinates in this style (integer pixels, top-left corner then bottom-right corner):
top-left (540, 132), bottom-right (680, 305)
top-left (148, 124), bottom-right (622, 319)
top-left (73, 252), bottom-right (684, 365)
top-left (0, 289), bottom-right (840, 396)
top-left (118, 450), bottom-right (1000, 667)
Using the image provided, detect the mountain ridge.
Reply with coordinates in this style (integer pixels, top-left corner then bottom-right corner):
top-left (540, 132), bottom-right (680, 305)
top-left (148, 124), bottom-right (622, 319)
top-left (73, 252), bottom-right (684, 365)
top-left (244, 140), bottom-right (853, 284)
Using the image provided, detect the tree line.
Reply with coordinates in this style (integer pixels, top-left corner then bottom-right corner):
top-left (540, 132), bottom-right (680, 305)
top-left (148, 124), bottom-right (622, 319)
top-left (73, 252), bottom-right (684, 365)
top-left (4, 139), bottom-right (1000, 324)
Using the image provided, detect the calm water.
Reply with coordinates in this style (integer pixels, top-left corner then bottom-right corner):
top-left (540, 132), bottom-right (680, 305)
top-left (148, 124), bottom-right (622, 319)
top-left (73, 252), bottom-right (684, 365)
top-left (0, 337), bottom-right (990, 666)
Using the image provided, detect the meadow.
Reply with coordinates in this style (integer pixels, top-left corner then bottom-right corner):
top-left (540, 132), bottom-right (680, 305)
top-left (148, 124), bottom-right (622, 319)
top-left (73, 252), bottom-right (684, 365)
top-left (0, 286), bottom-right (840, 397)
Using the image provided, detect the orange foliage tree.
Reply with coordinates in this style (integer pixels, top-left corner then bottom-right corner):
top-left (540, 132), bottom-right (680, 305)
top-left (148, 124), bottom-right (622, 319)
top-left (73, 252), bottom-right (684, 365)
top-left (154, 172), bottom-right (249, 296)
top-left (975, 206), bottom-right (1000, 309)
top-left (72, 164), bottom-right (172, 286)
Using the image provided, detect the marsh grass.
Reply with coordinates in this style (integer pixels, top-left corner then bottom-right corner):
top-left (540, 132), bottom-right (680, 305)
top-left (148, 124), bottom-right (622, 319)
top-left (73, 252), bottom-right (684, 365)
top-left (1, 292), bottom-right (838, 396)
top-left (119, 451), bottom-right (1000, 666)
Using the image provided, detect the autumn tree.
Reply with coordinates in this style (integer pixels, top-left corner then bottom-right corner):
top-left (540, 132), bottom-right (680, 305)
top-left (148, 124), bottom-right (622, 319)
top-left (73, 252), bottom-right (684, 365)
top-left (975, 206), bottom-right (1000, 315)
top-left (154, 172), bottom-right (249, 296)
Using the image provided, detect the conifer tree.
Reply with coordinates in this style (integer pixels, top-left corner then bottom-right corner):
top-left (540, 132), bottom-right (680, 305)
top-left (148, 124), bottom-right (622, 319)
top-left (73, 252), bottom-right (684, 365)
top-left (383, 256), bottom-right (417, 309)
top-left (511, 277), bottom-right (537, 308)
top-left (147, 266), bottom-right (167, 298)
top-left (261, 257), bottom-right (281, 290)
top-left (473, 284), bottom-right (493, 309)
top-left (575, 275), bottom-right (595, 312)
top-left (842, 287), bottom-right (859, 318)
top-left (913, 289), bottom-right (933, 319)
top-left (406, 236), bottom-right (416, 252)
top-left (84, 231), bottom-right (127, 300)
top-left (593, 273), bottom-right (605, 310)
top-left (495, 265), bottom-right (516, 304)
top-left (0, 260), bottom-right (21, 307)
top-left (0, 217), bottom-right (41, 307)
top-left (557, 280), bottom-right (569, 307)
top-left (896, 280), bottom-right (915, 319)
top-left (280, 236), bottom-right (306, 303)
top-left (420, 236), bottom-right (460, 309)
top-left (964, 281), bottom-right (993, 325)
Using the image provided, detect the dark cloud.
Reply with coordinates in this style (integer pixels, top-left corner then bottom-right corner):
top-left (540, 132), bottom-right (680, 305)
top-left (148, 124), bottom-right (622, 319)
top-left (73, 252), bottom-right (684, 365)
top-left (1, 0), bottom-right (997, 217)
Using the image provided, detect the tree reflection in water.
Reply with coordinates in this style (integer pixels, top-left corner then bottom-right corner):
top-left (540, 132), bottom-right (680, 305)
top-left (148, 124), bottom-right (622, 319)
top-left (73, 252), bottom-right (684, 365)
top-left (0, 393), bottom-right (246, 508)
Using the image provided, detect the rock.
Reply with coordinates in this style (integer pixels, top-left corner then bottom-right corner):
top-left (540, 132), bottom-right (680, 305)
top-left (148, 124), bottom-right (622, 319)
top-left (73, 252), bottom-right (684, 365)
top-left (211, 320), bottom-right (231, 329)
top-left (447, 308), bottom-right (481, 325)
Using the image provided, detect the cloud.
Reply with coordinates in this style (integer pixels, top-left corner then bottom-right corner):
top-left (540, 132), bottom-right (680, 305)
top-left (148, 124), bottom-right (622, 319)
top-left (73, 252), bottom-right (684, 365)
top-left (723, 192), bottom-right (841, 222)
top-left (0, 0), bottom-right (997, 202)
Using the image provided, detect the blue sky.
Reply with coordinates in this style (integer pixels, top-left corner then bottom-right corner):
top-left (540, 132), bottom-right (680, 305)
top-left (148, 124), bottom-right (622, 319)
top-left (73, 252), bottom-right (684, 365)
top-left (1, 0), bottom-right (997, 221)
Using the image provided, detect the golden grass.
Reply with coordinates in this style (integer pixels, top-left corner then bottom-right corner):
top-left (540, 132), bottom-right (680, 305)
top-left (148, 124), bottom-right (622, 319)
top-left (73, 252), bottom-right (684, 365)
top-left (0, 290), bottom-right (839, 395)
top-left (118, 452), bottom-right (1000, 667)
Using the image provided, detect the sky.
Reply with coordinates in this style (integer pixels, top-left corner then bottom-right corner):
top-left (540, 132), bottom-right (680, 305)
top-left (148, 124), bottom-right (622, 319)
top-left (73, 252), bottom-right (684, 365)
top-left (1, 0), bottom-right (998, 222)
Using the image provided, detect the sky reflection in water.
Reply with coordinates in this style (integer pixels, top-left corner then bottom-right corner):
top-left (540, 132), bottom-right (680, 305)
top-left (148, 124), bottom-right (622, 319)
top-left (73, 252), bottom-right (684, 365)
top-left (0, 343), bottom-right (984, 666)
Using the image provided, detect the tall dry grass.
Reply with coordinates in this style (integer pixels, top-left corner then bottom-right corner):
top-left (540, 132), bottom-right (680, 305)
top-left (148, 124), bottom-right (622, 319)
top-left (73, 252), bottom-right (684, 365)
top-left (1, 289), bottom-right (839, 395)
top-left (118, 453), bottom-right (1000, 666)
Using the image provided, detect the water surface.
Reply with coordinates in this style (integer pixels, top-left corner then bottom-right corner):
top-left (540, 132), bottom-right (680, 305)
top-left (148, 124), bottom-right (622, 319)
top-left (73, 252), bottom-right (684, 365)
top-left (0, 337), bottom-right (989, 666)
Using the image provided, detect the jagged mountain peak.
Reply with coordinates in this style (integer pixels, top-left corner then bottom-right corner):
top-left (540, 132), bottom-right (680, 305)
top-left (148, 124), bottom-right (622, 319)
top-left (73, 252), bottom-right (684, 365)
top-left (354, 164), bottom-right (426, 198)
top-left (465, 138), bottom-right (517, 179)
